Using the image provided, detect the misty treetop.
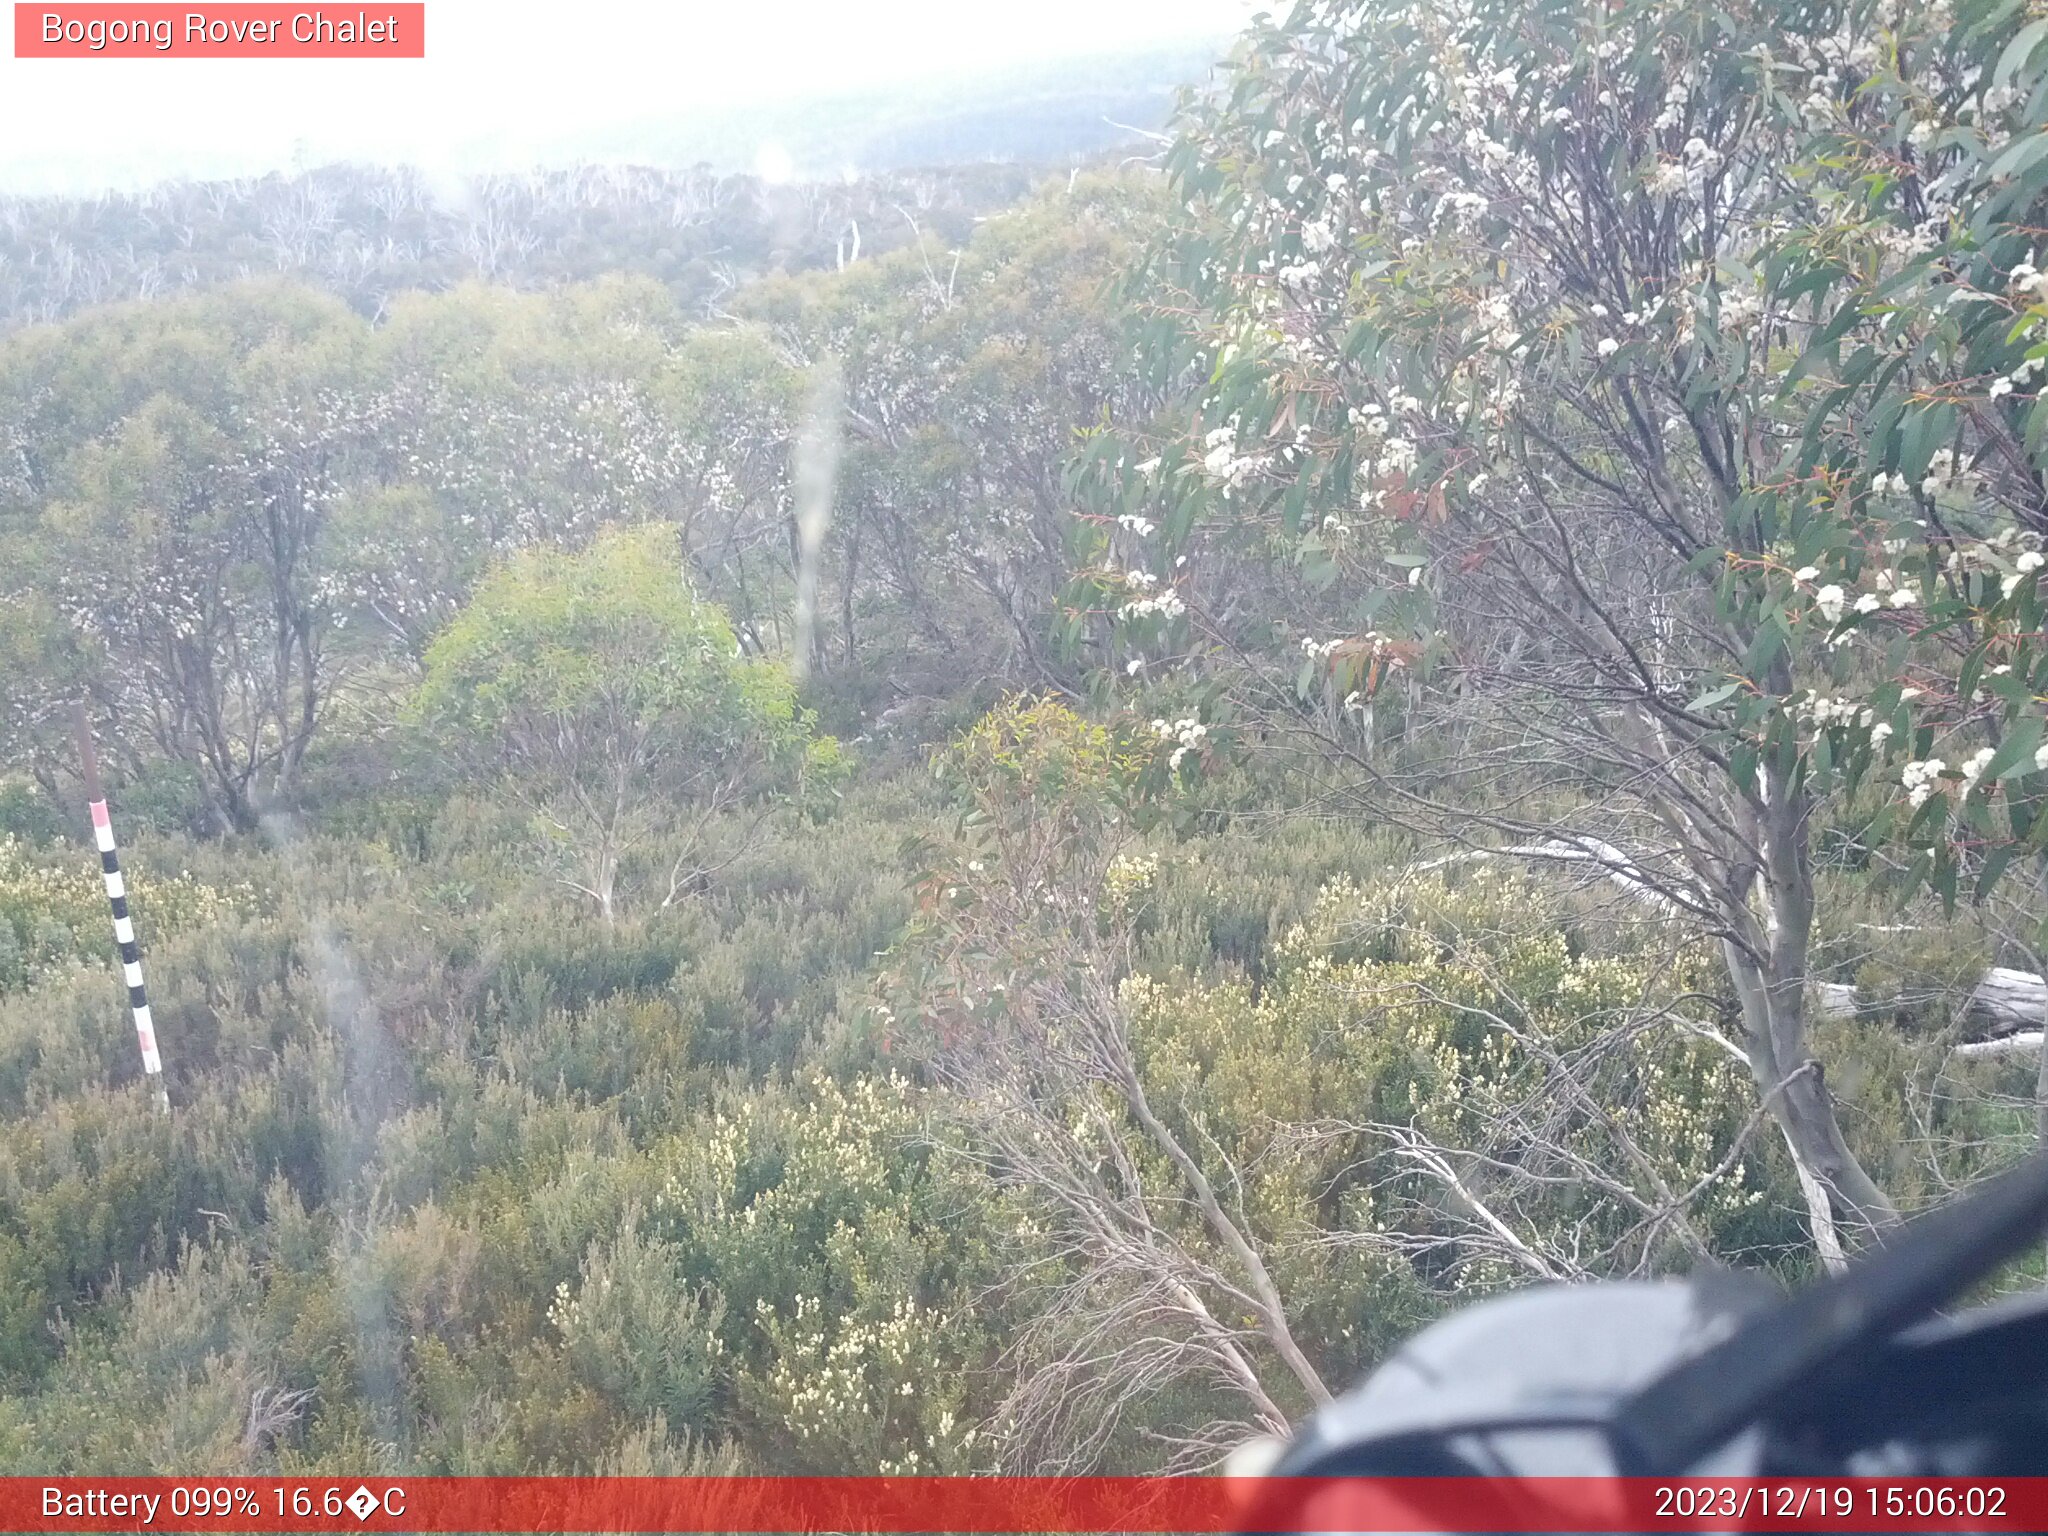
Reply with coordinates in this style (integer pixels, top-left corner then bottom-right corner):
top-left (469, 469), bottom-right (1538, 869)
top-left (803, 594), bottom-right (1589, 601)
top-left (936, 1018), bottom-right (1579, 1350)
top-left (0, 160), bottom-right (1039, 331)
top-left (415, 526), bottom-right (840, 923)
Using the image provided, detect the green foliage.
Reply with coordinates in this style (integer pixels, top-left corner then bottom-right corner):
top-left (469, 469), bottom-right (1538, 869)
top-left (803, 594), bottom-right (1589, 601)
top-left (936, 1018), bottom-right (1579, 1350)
top-left (2, 64), bottom-right (2046, 1480)
top-left (549, 1226), bottom-right (727, 1431)
top-left (1060, 0), bottom-right (2048, 1252)
top-left (736, 175), bottom-right (1162, 699)
top-left (0, 837), bottom-right (255, 996)
top-left (419, 525), bottom-right (768, 733)
top-left (945, 694), bottom-right (1152, 826)
top-left (416, 526), bottom-right (833, 920)
top-left (0, 779), bottom-right (65, 845)
top-left (0, 770), bottom-right (982, 1470)
top-left (1080, 0), bottom-right (2048, 909)
top-left (1262, 872), bottom-right (1788, 1265)
top-left (642, 1072), bottom-right (998, 1471)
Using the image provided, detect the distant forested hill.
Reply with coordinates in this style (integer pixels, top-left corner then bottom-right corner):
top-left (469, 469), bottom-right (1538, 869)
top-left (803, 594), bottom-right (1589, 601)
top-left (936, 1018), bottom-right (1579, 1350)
top-left (0, 162), bottom-right (1034, 329)
top-left (566, 43), bottom-right (1221, 172)
top-left (0, 43), bottom-right (1218, 330)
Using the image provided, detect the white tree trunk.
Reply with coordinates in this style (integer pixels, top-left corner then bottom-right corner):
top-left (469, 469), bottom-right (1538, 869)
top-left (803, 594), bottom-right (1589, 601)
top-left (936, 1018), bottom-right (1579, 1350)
top-left (1815, 967), bottom-right (2047, 1040)
top-left (1954, 1032), bottom-right (2046, 1060)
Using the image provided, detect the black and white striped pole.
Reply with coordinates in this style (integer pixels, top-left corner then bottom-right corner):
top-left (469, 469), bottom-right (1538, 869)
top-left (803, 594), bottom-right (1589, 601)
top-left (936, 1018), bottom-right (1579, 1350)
top-left (73, 703), bottom-right (167, 1113)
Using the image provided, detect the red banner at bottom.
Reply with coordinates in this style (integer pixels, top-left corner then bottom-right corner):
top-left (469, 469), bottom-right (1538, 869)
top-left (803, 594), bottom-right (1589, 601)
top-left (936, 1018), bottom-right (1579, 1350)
top-left (12, 1475), bottom-right (2046, 1533)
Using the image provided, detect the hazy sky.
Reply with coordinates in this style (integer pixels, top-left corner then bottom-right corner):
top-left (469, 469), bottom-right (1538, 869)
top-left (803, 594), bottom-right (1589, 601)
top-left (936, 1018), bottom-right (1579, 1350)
top-left (0, 0), bottom-right (1259, 194)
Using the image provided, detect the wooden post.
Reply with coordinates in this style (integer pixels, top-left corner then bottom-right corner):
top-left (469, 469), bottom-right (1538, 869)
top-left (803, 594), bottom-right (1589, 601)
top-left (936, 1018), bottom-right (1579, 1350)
top-left (73, 703), bottom-right (167, 1113)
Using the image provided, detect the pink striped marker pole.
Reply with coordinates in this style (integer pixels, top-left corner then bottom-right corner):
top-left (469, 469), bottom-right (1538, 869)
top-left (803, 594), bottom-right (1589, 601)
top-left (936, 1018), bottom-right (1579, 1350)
top-left (73, 703), bottom-right (168, 1112)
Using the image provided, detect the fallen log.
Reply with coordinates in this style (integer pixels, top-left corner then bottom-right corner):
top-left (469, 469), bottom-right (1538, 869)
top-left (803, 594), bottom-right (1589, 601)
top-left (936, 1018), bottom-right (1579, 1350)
top-left (1952, 1031), bottom-right (2045, 1061)
top-left (1407, 838), bottom-right (1684, 914)
top-left (1815, 967), bottom-right (2045, 1039)
top-left (1972, 967), bottom-right (2048, 1034)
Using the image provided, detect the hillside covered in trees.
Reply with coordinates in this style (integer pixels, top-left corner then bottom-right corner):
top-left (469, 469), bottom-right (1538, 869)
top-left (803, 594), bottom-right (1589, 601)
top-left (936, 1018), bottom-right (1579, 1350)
top-left (3, 0), bottom-right (2048, 1479)
top-left (0, 42), bottom-right (1226, 331)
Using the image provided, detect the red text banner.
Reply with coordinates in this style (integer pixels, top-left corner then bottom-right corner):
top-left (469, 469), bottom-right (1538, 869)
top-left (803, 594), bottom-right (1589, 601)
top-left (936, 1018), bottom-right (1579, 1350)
top-left (9, 1476), bottom-right (2048, 1533)
top-left (14, 5), bottom-right (424, 57)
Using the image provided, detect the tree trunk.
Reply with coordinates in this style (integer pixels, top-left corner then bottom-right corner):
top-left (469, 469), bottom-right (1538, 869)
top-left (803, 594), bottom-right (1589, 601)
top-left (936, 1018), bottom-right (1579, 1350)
top-left (1726, 939), bottom-right (1897, 1250)
top-left (1725, 768), bottom-right (1900, 1250)
top-left (1816, 968), bottom-right (2048, 1038)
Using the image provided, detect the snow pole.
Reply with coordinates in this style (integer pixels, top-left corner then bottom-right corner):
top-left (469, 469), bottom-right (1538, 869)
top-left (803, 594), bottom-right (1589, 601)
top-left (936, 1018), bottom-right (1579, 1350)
top-left (73, 702), bottom-right (167, 1112)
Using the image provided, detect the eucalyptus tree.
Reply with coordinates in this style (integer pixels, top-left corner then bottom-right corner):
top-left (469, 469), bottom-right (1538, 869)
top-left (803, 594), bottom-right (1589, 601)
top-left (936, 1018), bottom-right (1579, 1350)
top-left (414, 525), bottom-right (832, 923)
top-left (1076, 0), bottom-right (2048, 1257)
top-left (740, 176), bottom-right (1163, 692)
top-left (0, 284), bottom-right (380, 830)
